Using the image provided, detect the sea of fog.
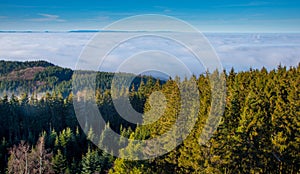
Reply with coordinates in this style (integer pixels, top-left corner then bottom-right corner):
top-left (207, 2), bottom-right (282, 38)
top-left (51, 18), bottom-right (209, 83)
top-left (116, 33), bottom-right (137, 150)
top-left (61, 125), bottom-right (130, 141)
top-left (0, 32), bottom-right (299, 73)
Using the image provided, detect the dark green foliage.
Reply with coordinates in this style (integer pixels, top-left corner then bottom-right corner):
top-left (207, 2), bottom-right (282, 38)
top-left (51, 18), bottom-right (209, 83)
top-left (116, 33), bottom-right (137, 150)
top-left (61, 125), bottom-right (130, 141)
top-left (0, 60), bottom-right (54, 75)
top-left (0, 60), bottom-right (299, 173)
top-left (110, 65), bottom-right (300, 174)
top-left (52, 149), bottom-right (67, 174)
top-left (0, 60), bottom-right (71, 94)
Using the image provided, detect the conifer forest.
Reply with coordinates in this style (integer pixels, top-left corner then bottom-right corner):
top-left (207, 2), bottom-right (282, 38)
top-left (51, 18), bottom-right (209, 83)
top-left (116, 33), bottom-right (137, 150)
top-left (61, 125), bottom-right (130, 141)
top-left (0, 60), bottom-right (299, 173)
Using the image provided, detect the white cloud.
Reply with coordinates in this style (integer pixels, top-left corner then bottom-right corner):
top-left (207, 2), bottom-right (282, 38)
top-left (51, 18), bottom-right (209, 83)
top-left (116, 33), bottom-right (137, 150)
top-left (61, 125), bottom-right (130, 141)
top-left (0, 33), bottom-right (94, 68)
top-left (205, 33), bottom-right (300, 71)
top-left (26, 13), bottom-right (66, 22)
top-left (0, 32), bottom-right (299, 73)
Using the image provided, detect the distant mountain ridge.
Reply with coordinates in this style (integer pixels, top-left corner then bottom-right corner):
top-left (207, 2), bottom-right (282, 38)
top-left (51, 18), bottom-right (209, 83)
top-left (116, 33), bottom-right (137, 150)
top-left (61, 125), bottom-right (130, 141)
top-left (0, 60), bottom-right (160, 97)
top-left (0, 60), bottom-right (54, 75)
top-left (0, 60), bottom-right (72, 96)
top-left (0, 66), bottom-right (46, 81)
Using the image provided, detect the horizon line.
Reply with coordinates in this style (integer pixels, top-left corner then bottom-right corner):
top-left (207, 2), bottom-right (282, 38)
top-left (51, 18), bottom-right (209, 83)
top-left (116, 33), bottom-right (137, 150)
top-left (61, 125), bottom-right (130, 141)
top-left (0, 30), bottom-right (300, 34)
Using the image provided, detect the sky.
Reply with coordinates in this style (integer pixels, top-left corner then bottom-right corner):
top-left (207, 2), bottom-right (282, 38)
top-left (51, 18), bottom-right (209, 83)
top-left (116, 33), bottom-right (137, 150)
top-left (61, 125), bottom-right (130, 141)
top-left (0, 1), bottom-right (299, 73)
top-left (0, 0), bottom-right (300, 32)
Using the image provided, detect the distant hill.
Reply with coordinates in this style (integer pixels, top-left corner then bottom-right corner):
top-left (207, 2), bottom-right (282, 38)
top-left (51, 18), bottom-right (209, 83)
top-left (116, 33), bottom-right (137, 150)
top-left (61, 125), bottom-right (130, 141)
top-left (0, 66), bottom-right (46, 81)
top-left (0, 60), bottom-right (161, 97)
top-left (0, 60), bottom-right (54, 75)
top-left (0, 60), bottom-right (72, 96)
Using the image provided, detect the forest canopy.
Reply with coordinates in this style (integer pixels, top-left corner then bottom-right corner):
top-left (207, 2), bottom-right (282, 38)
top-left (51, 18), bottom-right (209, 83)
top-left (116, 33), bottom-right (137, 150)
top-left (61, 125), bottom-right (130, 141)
top-left (0, 60), bottom-right (299, 173)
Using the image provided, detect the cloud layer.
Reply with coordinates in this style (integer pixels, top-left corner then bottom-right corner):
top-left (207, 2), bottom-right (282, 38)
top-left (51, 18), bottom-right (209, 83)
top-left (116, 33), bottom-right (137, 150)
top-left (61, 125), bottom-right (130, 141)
top-left (0, 32), bottom-right (299, 73)
top-left (206, 33), bottom-right (300, 71)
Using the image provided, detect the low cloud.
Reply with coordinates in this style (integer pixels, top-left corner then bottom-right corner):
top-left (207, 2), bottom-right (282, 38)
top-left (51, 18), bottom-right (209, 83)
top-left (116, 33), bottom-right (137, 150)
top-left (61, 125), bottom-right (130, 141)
top-left (0, 33), bottom-right (94, 68)
top-left (0, 32), bottom-right (299, 73)
top-left (205, 33), bottom-right (300, 71)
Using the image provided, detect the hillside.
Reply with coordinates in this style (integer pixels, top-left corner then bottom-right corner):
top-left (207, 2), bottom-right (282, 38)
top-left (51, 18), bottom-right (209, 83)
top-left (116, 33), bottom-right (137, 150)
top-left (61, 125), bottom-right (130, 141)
top-left (0, 60), bottom-right (54, 75)
top-left (0, 66), bottom-right (46, 81)
top-left (0, 60), bottom-right (73, 96)
top-left (0, 60), bottom-right (159, 97)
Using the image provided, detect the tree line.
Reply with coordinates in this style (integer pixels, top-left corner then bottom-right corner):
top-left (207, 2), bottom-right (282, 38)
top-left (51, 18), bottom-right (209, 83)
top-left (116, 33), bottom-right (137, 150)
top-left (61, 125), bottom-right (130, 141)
top-left (0, 63), bottom-right (299, 173)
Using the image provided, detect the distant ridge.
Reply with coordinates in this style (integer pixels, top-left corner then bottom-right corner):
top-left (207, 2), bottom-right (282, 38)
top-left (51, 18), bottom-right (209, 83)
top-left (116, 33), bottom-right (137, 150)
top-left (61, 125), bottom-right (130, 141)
top-left (0, 60), bottom-right (72, 95)
top-left (68, 30), bottom-right (100, 33)
top-left (0, 30), bottom-right (100, 33)
top-left (0, 60), bottom-right (162, 97)
top-left (0, 30), bottom-right (196, 33)
top-left (0, 30), bottom-right (67, 33)
top-left (0, 60), bottom-right (55, 75)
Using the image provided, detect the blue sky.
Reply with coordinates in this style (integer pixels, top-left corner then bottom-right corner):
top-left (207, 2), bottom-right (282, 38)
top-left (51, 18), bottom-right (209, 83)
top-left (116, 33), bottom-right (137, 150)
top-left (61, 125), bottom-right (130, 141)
top-left (0, 0), bottom-right (300, 32)
top-left (0, 1), bottom-right (299, 73)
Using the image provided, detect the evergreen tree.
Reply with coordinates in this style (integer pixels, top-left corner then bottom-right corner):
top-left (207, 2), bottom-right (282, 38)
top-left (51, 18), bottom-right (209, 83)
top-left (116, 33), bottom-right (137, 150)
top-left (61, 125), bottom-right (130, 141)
top-left (52, 149), bottom-right (67, 174)
top-left (81, 148), bottom-right (102, 174)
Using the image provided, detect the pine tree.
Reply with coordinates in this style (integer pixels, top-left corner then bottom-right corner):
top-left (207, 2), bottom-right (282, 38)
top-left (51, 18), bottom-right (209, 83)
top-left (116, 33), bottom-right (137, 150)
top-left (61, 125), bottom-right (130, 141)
top-left (52, 149), bottom-right (67, 174)
top-left (81, 147), bottom-right (102, 174)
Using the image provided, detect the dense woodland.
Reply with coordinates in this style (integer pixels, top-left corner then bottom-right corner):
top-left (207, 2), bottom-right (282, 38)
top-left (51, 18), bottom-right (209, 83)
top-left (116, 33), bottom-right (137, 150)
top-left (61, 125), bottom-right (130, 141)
top-left (0, 60), bottom-right (299, 173)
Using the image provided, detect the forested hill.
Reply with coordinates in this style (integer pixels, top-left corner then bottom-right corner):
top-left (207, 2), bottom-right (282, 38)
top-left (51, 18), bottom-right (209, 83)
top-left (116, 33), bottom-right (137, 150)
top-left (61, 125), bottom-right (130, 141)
top-left (0, 60), bottom-right (55, 75)
top-left (0, 60), bottom-right (73, 95)
top-left (0, 60), bottom-right (158, 97)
